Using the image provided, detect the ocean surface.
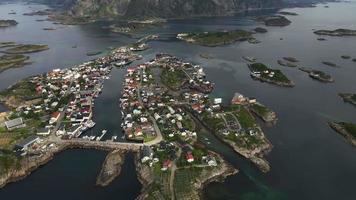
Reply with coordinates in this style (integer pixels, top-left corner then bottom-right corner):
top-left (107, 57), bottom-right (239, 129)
top-left (1, 1), bottom-right (356, 200)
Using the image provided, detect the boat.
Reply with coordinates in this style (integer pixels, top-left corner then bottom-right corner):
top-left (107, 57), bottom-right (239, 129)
top-left (102, 129), bottom-right (107, 134)
top-left (86, 120), bottom-right (96, 128)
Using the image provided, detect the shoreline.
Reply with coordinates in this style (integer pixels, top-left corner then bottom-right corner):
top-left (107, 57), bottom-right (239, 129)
top-left (188, 108), bottom-right (272, 173)
top-left (328, 122), bottom-right (356, 147)
top-left (0, 141), bottom-right (139, 188)
top-left (96, 149), bottom-right (126, 187)
top-left (134, 151), bottom-right (238, 200)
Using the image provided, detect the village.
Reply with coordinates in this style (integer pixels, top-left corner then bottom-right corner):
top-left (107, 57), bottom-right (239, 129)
top-left (1, 47), bottom-right (275, 198)
top-left (0, 45), bottom-right (142, 157)
top-left (117, 53), bottom-right (276, 198)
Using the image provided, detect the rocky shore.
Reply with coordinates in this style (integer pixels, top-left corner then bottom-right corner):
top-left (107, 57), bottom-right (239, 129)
top-left (96, 150), bottom-right (126, 187)
top-left (221, 135), bottom-right (272, 173)
top-left (258, 15), bottom-right (291, 26)
top-left (299, 67), bottom-right (334, 83)
top-left (135, 152), bottom-right (238, 200)
top-left (339, 93), bottom-right (356, 106)
top-left (328, 122), bottom-right (356, 147)
top-left (0, 143), bottom-right (67, 188)
top-left (250, 103), bottom-right (278, 123)
top-left (0, 141), bottom-right (138, 188)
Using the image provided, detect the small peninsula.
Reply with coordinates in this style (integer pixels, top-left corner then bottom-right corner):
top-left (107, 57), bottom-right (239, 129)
top-left (329, 122), bottom-right (356, 147)
top-left (248, 63), bottom-right (294, 87)
top-left (177, 30), bottom-right (253, 47)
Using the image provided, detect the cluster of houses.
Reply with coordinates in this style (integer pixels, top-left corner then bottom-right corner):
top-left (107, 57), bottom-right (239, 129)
top-left (251, 69), bottom-right (276, 79)
top-left (125, 54), bottom-right (222, 171)
top-left (154, 54), bottom-right (214, 93)
top-left (3, 46), bottom-right (142, 152)
top-left (120, 65), bottom-right (158, 141)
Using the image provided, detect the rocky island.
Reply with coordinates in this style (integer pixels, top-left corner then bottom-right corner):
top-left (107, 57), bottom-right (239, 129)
top-left (339, 93), bottom-right (356, 106)
top-left (314, 29), bottom-right (356, 36)
top-left (258, 15), bottom-right (291, 26)
top-left (0, 19), bottom-right (18, 28)
top-left (96, 150), bottom-right (126, 187)
top-left (248, 63), bottom-right (294, 87)
top-left (177, 30), bottom-right (253, 47)
top-left (299, 67), bottom-right (334, 83)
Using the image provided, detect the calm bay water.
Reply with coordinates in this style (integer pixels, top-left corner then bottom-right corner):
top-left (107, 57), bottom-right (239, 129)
top-left (1, 1), bottom-right (356, 200)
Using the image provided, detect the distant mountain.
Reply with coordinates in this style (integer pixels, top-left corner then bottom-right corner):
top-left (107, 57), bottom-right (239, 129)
top-left (37, 0), bottom-right (283, 20)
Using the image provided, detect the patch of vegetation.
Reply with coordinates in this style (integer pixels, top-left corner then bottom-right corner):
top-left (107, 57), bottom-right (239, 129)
top-left (249, 63), bottom-right (291, 84)
top-left (3, 44), bottom-right (49, 54)
top-left (234, 107), bottom-right (256, 129)
top-left (0, 151), bottom-right (20, 174)
top-left (160, 68), bottom-right (187, 90)
top-left (174, 167), bottom-right (204, 200)
top-left (338, 122), bottom-right (356, 138)
top-left (250, 103), bottom-right (270, 117)
top-left (180, 30), bottom-right (252, 47)
top-left (0, 79), bottom-right (38, 99)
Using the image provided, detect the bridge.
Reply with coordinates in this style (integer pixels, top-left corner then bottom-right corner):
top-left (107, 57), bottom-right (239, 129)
top-left (48, 136), bottom-right (162, 152)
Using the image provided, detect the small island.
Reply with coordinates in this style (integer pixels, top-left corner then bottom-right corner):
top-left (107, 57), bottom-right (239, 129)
top-left (0, 19), bottom-right (18, 28)
top-left (258, 15), bottom-right (291, 27)
top-left (299, 67), bottom-right (334, 83)
top-left (254, 27), bottom-right (268, 33)
top-left (177, 30), bottom-right (253, 47)
top-left (339, 93), bottom-right (356, 106)
top-left (322, 61), bottom-right (338, 67)
top-left (248, 63), bottom-right (294, 87)
top-left (0, 54), bottom-right (30, 73)
top-left (329, 122), bottom-right (356, 147)
top-left (109, 19), bottom-right (165, 34)
top-left (314, 29), bottom-right (356, 36)
top-left (3, 44), bottom-right (49, 54)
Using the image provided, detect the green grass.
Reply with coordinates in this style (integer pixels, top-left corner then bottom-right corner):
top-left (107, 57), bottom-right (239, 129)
top-left (0, 79), bottom-right (38, 99)
top-left (339, 122), bottom-right (356, 138)
top-left (234, 107), bottom-right (256, 129)
top-left (249, 63), bottom-right (290, 83)
top-left (174, 167), bottom-right (203, 199)
top-left (201, 111), bottom-right (225, 131)
top-left (0, 54), bottom-right (29, 65)
top-left (184, 30), bottom-right (252, 46)
top-left (250, 103), bottom-right (270, 117)
top-left (160, 68), bottom-right (187, 90)
top-left (4, 44), bottom-right (49, 54)
top-left (0, 152), bottom-right (20, 174)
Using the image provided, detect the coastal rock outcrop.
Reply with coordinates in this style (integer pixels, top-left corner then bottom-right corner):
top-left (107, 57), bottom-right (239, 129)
top-left (96, 150), bottom-right (125, 187)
